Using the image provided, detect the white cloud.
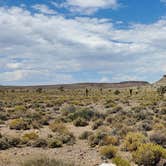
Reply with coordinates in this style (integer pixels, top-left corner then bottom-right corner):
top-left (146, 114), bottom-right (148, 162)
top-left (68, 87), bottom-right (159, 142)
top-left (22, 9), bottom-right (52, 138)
top-left (0, 70), bottom-right (26, 82)
top-left (32, 4), bottom-right (57, 14)
top-left (0, 6), bottom-right (166, 84)
top-left (52, 0), bottom-right (119, 15)
top-left (111, 74), bottom-right (142, 82)
top-left (100, 77), bottom-right (110, 82)
top-left (6, 62), bottom-right (21, 69)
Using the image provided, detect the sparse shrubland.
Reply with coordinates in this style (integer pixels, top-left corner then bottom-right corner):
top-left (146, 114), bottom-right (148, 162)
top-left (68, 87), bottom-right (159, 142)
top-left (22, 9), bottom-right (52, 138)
top-left (0, 85), bottom-right (165, 165)
top-left (21, 156), bottom-right (74, 166)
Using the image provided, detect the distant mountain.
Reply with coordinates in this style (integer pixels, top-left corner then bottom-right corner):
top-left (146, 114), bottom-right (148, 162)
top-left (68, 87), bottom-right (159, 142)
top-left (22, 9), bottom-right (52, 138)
top-left (0, 81), bottom-right (150, 89)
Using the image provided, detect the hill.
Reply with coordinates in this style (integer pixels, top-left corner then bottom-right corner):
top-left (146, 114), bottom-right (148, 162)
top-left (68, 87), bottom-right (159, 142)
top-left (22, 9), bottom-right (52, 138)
top-left (155, 75), bottom-right (166, 86)
top-left (0, 81), bottom-right (150, 89)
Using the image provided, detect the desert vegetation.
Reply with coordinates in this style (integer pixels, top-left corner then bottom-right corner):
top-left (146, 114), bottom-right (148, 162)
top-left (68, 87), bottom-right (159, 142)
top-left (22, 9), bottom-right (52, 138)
top-left (0, 85), bottom-right (166, 165)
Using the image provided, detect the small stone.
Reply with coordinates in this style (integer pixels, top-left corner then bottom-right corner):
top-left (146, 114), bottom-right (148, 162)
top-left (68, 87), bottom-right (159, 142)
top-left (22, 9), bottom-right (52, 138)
top-left (99, 164), bottom-right (116, 166)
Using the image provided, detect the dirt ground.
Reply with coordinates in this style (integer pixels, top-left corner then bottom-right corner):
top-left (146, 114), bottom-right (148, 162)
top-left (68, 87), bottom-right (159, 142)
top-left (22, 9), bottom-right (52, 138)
top-left (0, 123), bottom-right (105, 166)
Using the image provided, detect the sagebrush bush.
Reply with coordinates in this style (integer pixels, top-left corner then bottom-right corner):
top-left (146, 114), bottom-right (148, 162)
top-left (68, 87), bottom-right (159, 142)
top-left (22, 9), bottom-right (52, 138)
top-left (104, 100), bottom-right (116, 108)
top-left (133, 143), bottom-right (166, 166)
top-left (160, 107), bottom-right (166, 115)
top-left (32, 138), bottom-right (48, 148)
top-left (67, 108), bottom-right (101, 121)
top-left (61, 105), bottom-right (76, 116)
top-left (48, 138), bottom-right (63, 148)
top-left (9, 118), bottom-right (30, 130)
top-left (14, 105), bottom-right (26, 112)
top-left (100, 145), bottom-right (118, 159)
top-left (123, 132), bottom-right (147, 151)
top-left (88, 129), bottom-right (119, 147)
top-left (100, 135), bottom-right (119, 146)
top-left (22, 132), bottom-right (39, 143)
top-left (137, 120), bottom-right (152, 131)
top-left (49, 122), bottom-right (68, 134)
top-left (150, 130), bottom-right (166, 147)
top-left (114, 90), bottom-right (120, 95)
top-left (0, 135), bottom-right (21, 150)
top-left (60, 133), bottom-right (75, 145)
top-left (0, 137), bottom-right (11, 150)
top-left (88, 131), bottom-right (107, 147)
top-left (0, 112), bottom-right (8, 121)
top-left (92, 120), bottom-right (103, 130)
top-left (8, 137), bottom-right (22, 147)
top-left (73, 118), bottom-right (88, 127)
top-left (10, 105), bottom-right (27, 118)
top-left (79, 131), bottom-right (93, 140)
top-left (112, 157), bottom-right (131, 166)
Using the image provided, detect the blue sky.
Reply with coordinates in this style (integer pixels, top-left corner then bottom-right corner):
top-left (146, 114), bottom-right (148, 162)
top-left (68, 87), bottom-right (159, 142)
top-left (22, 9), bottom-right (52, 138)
top-left (0, 0), bottom-right (166, 85)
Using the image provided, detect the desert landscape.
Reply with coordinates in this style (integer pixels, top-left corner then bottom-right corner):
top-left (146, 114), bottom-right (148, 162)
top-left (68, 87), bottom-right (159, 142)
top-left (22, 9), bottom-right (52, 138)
top-left (1, 0), bottom-right (166, 165)
top-left (0, 76), bottom-right (166, 166)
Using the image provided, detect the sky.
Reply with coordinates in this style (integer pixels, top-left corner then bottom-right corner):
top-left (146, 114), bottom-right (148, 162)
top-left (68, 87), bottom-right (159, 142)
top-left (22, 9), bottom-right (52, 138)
top-left (0, 0), bottom-right (166, 85)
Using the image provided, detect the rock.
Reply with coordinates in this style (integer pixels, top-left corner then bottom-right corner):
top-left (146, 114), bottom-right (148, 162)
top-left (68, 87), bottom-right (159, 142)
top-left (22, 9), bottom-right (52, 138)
top-left (100, 163), bottom-right (116, 166)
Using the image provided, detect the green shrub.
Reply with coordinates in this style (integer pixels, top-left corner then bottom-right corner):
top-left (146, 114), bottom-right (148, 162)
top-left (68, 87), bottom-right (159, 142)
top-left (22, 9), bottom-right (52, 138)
top-left (60, 133), bottom-right (75, 145)
top-left (9, 119), bottom-right (30, 130)
top-left (0, 137), bottom-right (11, 150)
top-left (133, 143), bottom-right (166, 166)
top-left (49, 121), bottom-right (75, 145)
top-left (49, 122), bottom-right (68, 134)
top-left (100, 135), bottom-right (119, 146)
top-left (104, 99), bottom-right (116, 108)
top-left (48, 139), bottom-right (62, 148)
top-left (92, 120), bottom-right (103, 130)
top-left (0, 135), bottom-right (22, 150)
top-left (88, 134), bottom-right (99, 147)
top-left (79, 131), bottom-right (93, 140)
top-left (88, 130), bottom-right (119, 147)
top-left (150, 130), bottom-right (166, 147)
top-left (12, 105), bottom-right (27, 118)
top-left (14, 105), bottom-right (26, 111)
top-left (32, 138), bottom-right (48, 148)
top-left (22, 132), bottom-right (39, 144)
top-left (112, 157), bottom-right (131, 166)
top-left (8, 137), bottom-right (22, 147)
top-left (0, 112), bottom-right (8, 121)
top-left (123, 132), bottom-right (147, 151)
top-left (114, 90), bottom-right (120, 95)
top-left (100, 145), bottom-right (118, 159)
top-left (61, 105), bottom-right (76, 116)
top-left (88, 131), bottom-right (107, 147)
top-left (68, 108), bottom-right (95, 121)
top-left (31, 121), bottom-right (42, 129)
top-left (138, 120), bottom-right (152, 131)
top-left (160, 107), bottom-right (166, 115)
top-left (73, 118), bottom-right (88, 127)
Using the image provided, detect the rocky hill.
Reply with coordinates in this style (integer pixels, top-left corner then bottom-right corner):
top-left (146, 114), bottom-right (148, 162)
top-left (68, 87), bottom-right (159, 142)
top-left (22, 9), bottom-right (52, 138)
top-left (155, 75), bottom-right (166, 86)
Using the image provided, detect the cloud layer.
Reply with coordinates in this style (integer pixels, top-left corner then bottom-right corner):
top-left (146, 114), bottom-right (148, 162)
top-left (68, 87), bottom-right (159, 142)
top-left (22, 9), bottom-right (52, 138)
top-left (0, 5), bottom-right (166, 85)
top-left (32, 4), bottom-right (57, 15)
top-left (57, 0), bottom-right (119, 15)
